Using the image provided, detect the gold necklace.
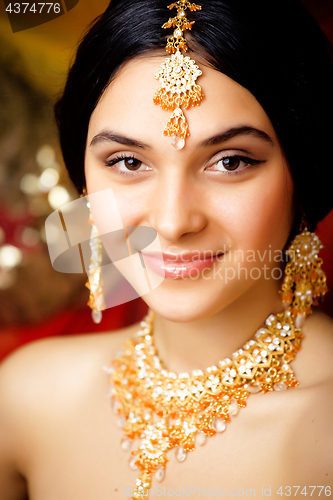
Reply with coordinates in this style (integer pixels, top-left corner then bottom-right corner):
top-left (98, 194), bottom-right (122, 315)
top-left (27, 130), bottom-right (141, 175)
top-left (105, 309), bottom-right (303, 499)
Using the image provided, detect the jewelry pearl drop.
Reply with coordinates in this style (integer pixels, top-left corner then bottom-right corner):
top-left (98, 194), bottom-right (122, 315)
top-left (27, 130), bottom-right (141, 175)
top-left (175, 446), bottom-right (187, 462)
top-left (228, 400), bottom-right (239, 416)
top-left (295, 313), bottom-right (306, 328)
top-left (196, 432), bottom-right (206, 446)
top-left (273, 382), bottom-right (287, 391)
top-left (121, 437), bottom-right (132, 452)
top-left (117, 415), bottom-right (126, 428)
top-left (212, 418), bottom-right (226, 433)
top-left (92, 309), bottom-right (102, 324)
top-left (110, 397), bottom-right (120, 415)
top-left (247, 383), bottom-right (261, 394)
top-left (171, 136), bottom-right (185, 150)
top-left (155, 466), bottom-right (165, 482)
top-left (129, 456), bottom-right (139, 471)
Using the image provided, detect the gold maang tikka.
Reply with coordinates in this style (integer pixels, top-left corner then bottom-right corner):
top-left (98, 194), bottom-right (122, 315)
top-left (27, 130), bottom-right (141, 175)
top-left (153, 1), bottom-right (204, 150)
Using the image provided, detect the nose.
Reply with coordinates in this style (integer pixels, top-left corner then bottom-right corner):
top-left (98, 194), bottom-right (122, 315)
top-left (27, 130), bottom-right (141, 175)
top-left (148, 172), bottom-right (207, 243)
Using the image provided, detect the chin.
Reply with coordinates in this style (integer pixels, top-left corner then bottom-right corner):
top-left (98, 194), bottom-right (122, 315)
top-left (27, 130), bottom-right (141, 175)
top-left (140, 282), bottom-right (241, 323)
top-left (139, 266), bottom-right (282, 323)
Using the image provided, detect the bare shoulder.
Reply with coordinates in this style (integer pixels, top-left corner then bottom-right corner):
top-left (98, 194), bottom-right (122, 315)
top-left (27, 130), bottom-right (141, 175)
top-left (0, 323), bottom-right (138, 427)
top-left (0, 324), bottom-right (139, 497)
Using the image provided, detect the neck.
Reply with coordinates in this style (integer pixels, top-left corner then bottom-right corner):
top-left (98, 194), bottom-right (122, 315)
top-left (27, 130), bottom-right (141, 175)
top-left (153, 279), bottom-right (283, 373)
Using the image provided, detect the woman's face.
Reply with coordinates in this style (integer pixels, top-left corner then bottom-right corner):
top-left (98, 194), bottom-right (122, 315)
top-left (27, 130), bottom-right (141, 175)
top-left (85, 55), bottom-right (294, 322)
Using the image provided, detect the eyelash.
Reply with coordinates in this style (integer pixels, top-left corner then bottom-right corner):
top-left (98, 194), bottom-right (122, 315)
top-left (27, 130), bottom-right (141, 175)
top-left (105, 154), bottom-right (148, 176)
top-left (211, 155), bottom-right (262, 176)
top-left (105, 154), bottom-right (262, 176)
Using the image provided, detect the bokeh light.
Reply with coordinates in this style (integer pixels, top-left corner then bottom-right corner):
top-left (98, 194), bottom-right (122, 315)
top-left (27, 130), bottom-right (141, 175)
top-left (20, 173), bottom-right (40, 196)
top-left (38, 167), bottom-right (60, 192)
top-left (48, 186), bottom-right (71, 209)
top-left (0, 244), bottom-right (22, 270)
top-left (36, 145), bottom-right (56, 170)
top-left (21, 227), bottom-right (40, 247)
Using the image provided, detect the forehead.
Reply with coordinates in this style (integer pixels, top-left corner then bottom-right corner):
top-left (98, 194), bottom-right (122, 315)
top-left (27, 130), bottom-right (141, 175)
top-left (87, 54), bottom-right (278, 147)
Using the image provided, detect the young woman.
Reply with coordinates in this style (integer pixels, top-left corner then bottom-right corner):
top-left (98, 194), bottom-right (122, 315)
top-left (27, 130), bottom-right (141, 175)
top-left (0, 1), bottom-right (333, 499)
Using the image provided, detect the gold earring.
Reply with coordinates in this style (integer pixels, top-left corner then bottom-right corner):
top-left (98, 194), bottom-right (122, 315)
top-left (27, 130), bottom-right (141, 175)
top-left (280, 225), bottom-right (328, 328)
top-left (83, 193), bottom-right (105, 324)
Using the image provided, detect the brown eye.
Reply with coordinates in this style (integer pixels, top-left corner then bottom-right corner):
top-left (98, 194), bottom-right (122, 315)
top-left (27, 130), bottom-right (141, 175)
top-left (221, 157), bottom-right (241, 171)
top-left (106, 155), bottom-right (151, 175)
top-left (124, 158), bottom-right (142, 170)
top-left (211, 155), bottom-right (262, 174)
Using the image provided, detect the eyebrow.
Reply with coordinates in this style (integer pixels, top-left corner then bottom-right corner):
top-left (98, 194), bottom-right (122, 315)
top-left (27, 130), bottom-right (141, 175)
top-left (90, 131), bottom-right (150, 149)
top-left (89, 125), bottom-right (274, 150)
top-left (199, 126), bottom-right (274, 148)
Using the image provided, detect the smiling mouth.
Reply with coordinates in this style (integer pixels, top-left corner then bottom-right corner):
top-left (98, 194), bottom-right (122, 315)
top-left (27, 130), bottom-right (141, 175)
top-left (141, 251), bottom-right (224, 279)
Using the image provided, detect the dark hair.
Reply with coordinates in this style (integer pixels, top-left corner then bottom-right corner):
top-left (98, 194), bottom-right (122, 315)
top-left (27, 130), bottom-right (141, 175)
top-left (55, 0), bottom-right (333, 229)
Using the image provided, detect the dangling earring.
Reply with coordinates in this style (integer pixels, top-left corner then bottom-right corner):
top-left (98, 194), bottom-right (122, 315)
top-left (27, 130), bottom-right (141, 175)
top-left (280, 221), bottom-right (328, 328)
top-left (83, 191), bottom-right (105, 324)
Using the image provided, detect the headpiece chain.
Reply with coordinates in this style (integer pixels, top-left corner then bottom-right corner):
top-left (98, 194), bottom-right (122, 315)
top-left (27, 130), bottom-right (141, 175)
top-left (153, 1), bottom-right (204, 150)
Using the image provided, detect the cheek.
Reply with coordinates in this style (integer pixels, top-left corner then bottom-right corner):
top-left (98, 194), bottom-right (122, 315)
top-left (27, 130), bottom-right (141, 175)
top-left (212, 164), bottom-right (293, 252)
top-left (85, 166), bottom-right (148, 227)
top-left (115, 193), bottom-right (148, 227)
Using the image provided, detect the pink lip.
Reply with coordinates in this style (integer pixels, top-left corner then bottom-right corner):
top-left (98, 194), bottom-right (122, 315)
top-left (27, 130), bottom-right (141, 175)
top-left (141, 251), bottom-right (223, 279)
